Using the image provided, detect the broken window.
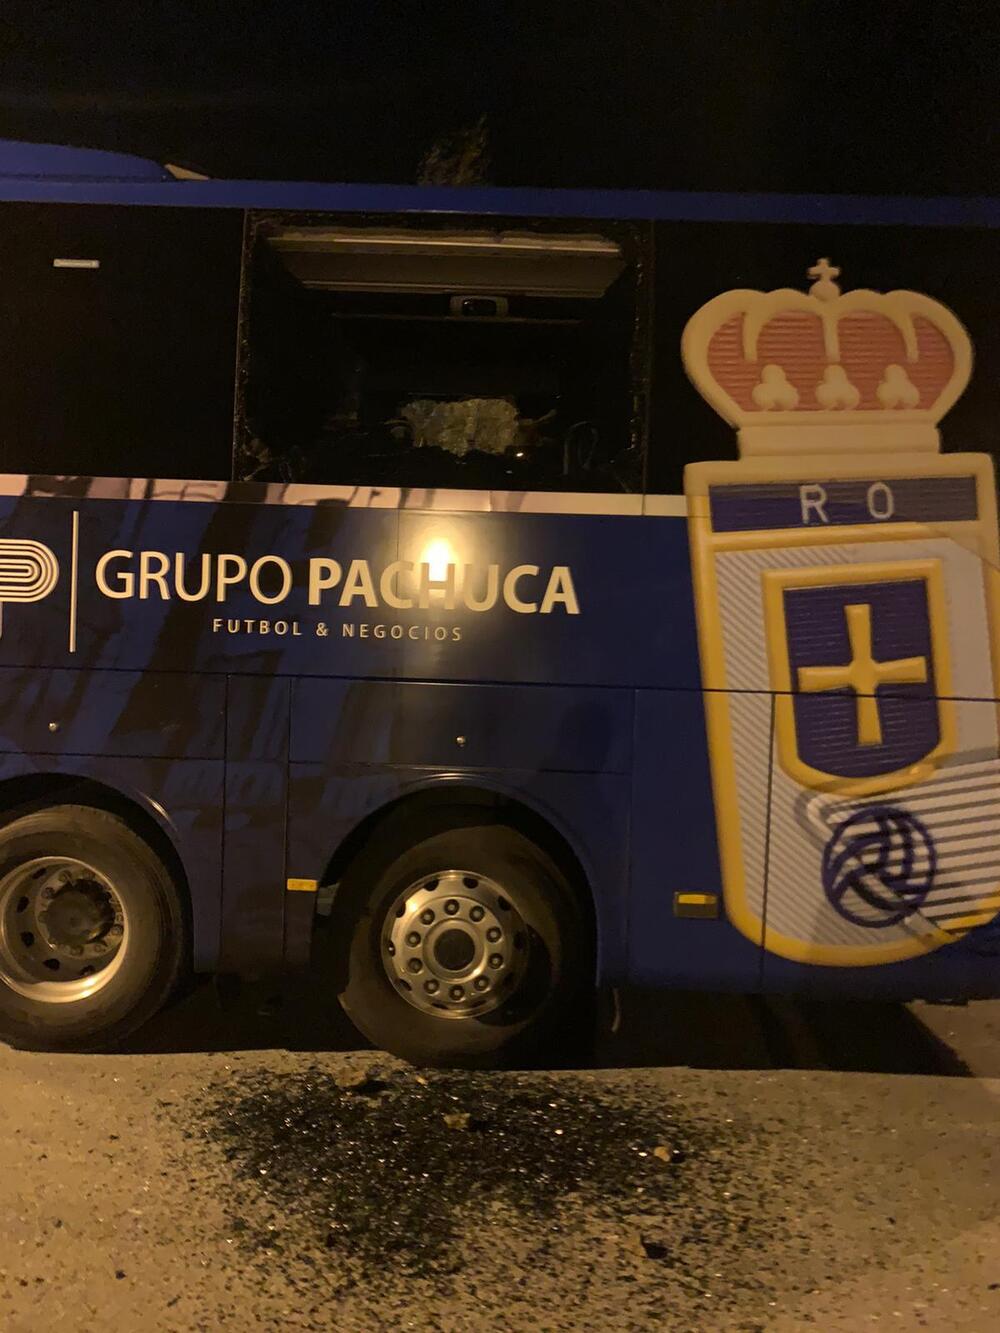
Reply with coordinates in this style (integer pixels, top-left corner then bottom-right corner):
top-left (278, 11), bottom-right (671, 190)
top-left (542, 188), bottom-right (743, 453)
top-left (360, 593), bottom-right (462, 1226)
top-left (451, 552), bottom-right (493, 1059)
top-left (235, 215), bottom-right (650, 492)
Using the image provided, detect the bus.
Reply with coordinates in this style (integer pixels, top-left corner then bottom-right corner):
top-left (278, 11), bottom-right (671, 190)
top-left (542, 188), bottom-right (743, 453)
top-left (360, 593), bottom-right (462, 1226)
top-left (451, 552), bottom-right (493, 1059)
top-left (0, 137), bottom-right (998, 1064)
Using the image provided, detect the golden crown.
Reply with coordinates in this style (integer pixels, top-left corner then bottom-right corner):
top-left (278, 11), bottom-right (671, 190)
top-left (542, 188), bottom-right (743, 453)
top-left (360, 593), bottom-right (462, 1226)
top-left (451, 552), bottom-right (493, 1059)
top-left (682, 260), bottom-right (972, 451)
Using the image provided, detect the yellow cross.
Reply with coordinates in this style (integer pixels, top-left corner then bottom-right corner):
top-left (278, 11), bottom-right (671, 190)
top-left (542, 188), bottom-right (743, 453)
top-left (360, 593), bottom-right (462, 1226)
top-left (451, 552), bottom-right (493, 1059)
top-left (796, 602), bottom-right (927, 747)
top-left (807, 257), bottom-right (840, 285)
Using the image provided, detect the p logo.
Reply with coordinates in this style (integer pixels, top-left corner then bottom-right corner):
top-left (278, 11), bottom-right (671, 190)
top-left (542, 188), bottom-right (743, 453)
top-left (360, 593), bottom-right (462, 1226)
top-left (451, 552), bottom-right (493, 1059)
top-left (0, 539), bottom-right (60, 637)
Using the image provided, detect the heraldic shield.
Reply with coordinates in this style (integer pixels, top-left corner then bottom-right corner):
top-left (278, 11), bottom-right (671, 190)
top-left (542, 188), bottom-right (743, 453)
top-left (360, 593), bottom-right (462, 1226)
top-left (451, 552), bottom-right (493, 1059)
top-left (681, 261), bottom-right (1000, 963)
top-left (763, 560), bottom-right (955, 796)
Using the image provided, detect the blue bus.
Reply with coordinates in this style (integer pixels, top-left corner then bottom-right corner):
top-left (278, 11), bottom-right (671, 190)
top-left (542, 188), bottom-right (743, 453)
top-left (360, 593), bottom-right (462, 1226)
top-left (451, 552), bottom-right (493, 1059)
top-left (0, 138), bottom-right (998, 1064)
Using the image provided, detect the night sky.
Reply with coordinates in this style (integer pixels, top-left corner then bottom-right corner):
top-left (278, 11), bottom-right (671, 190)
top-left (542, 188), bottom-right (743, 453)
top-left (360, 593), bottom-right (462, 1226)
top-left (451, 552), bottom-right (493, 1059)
top-left (0, 1), bottom-right (996, 194)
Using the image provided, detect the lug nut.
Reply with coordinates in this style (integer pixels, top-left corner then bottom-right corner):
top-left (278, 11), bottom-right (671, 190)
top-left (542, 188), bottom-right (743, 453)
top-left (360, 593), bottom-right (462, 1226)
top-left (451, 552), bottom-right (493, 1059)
top-left (473, 977), bottom-right (489, 991)
top-left (449, 985), bottom-right (464, 1000)
top-left (486, 927), bottom-right (501, 943)
top-left (469, 905), bottom-right (485, 922)
top-left (407, 958), bottom-right (423, 974)
top-left (420, 909), bottom-right (435, 925)
top-left (424, 979), bottom-right (439, 994)
top-left (444, 900), bottom-right (459, 916)
top-left (489, 954), bottom-right (503, 969)
top-left (405, 931), bottom-right (421, 947)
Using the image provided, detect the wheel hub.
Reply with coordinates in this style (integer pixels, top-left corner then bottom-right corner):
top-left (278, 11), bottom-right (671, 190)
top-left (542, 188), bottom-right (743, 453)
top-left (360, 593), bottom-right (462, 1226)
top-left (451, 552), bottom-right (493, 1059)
top-left (433, 926), bottom-right (477, 972)
top-left (39, 882), bottom-right (115, 948)
top-left (0, 857), bottom-right (128, 1003)
top-left (382, 870), bottom-right (529, 1019)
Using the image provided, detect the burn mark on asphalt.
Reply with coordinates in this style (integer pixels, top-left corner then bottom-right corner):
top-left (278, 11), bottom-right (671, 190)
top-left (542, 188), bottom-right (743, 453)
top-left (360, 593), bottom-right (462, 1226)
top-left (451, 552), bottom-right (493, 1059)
top-left (185, 1062), bottom-right (780, 1310)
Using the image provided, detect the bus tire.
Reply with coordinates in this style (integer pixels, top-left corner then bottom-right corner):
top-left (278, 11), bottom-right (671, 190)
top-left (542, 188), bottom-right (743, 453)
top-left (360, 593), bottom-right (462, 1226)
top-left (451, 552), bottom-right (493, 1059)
top-left (334, 820), bottom-right (592, 1068)
top-left (0, 805), bottom-right (185, 1052)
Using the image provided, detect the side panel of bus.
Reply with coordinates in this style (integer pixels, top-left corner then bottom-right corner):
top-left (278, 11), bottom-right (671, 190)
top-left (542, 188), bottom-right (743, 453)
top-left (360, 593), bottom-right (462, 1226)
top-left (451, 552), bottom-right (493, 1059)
top-left (1, 201), bottom-right (998, 1010)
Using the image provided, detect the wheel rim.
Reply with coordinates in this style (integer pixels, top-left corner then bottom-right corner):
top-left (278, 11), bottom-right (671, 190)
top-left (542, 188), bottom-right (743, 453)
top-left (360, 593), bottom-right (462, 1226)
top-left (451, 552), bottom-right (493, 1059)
top-left (0, 856), bottom-right (130, 1003)
top-left (381, 869), bottom-right (530, 1019)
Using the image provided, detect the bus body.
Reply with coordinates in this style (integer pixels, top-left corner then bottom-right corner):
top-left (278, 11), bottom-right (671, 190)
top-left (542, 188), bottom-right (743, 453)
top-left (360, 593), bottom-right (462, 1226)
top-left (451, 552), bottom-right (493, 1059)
top-left (0, 139), bottom-right (997, 1061)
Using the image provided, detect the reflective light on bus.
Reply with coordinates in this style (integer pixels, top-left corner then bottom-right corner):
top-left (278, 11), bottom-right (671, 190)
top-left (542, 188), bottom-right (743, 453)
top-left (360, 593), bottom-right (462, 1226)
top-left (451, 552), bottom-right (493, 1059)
top-left (419, 536), bottom-right (458, 582)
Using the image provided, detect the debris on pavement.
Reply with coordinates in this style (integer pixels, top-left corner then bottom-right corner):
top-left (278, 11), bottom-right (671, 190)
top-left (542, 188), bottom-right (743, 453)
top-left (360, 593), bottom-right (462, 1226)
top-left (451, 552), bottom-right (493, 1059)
top-left (184, 1061), bottom-right (779, 1322)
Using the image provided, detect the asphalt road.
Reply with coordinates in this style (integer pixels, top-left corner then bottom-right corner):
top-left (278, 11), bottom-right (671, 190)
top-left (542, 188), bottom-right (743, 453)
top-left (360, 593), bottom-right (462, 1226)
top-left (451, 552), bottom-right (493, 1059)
top-left (1, 978), bottom-right (998, 1332)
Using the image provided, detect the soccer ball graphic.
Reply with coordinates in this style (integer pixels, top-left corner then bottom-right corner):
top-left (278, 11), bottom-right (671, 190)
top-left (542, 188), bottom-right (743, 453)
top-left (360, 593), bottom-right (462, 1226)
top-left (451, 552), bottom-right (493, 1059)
top-left (821, 806), bottom-right (936, 929)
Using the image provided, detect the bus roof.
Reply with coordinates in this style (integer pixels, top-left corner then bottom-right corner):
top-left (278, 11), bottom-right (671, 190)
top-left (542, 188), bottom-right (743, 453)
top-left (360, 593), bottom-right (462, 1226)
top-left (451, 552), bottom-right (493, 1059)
top-left (0, 137), bottom-right (998, 228)
top-left (0, 137), bottom-right (172, 182)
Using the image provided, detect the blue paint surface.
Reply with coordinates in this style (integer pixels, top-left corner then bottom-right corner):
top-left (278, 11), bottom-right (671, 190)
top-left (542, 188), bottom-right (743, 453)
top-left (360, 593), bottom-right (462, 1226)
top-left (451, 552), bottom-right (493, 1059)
top-left (627, 688), bottom-right (760, 989)
top-left (0, 138), bottom-right (170, 181)
top-left (291, 679), bottom-right (633, 773)
top-left (0, 480), bottom-right (995, 996)
top-left (1, 137), bottom-right (1000, 227)
top-left (0, 487), bottom-right (699, 983)
top-left (0, 495), bottom-right (702, 690)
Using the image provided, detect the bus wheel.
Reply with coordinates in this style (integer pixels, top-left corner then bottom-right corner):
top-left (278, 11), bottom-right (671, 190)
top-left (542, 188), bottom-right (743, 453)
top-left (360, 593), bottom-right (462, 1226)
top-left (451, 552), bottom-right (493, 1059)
top-left (335, 821), bottom-right (592, 1068)
top-left (0, 805), bottom-right (185, 1052)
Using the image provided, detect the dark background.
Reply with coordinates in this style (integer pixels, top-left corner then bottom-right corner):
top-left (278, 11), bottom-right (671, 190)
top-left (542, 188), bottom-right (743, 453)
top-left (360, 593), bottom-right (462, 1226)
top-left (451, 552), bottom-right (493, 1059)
top-left (0, 1), bottom-right (996, 194)
top-left (0, 4), bottom-right (996, 487)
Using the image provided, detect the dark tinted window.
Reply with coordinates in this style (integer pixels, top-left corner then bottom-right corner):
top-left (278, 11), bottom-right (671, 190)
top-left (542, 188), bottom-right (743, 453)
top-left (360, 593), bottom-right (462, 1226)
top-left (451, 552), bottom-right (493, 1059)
top-left (0, 203), bottom-right (242, 480)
